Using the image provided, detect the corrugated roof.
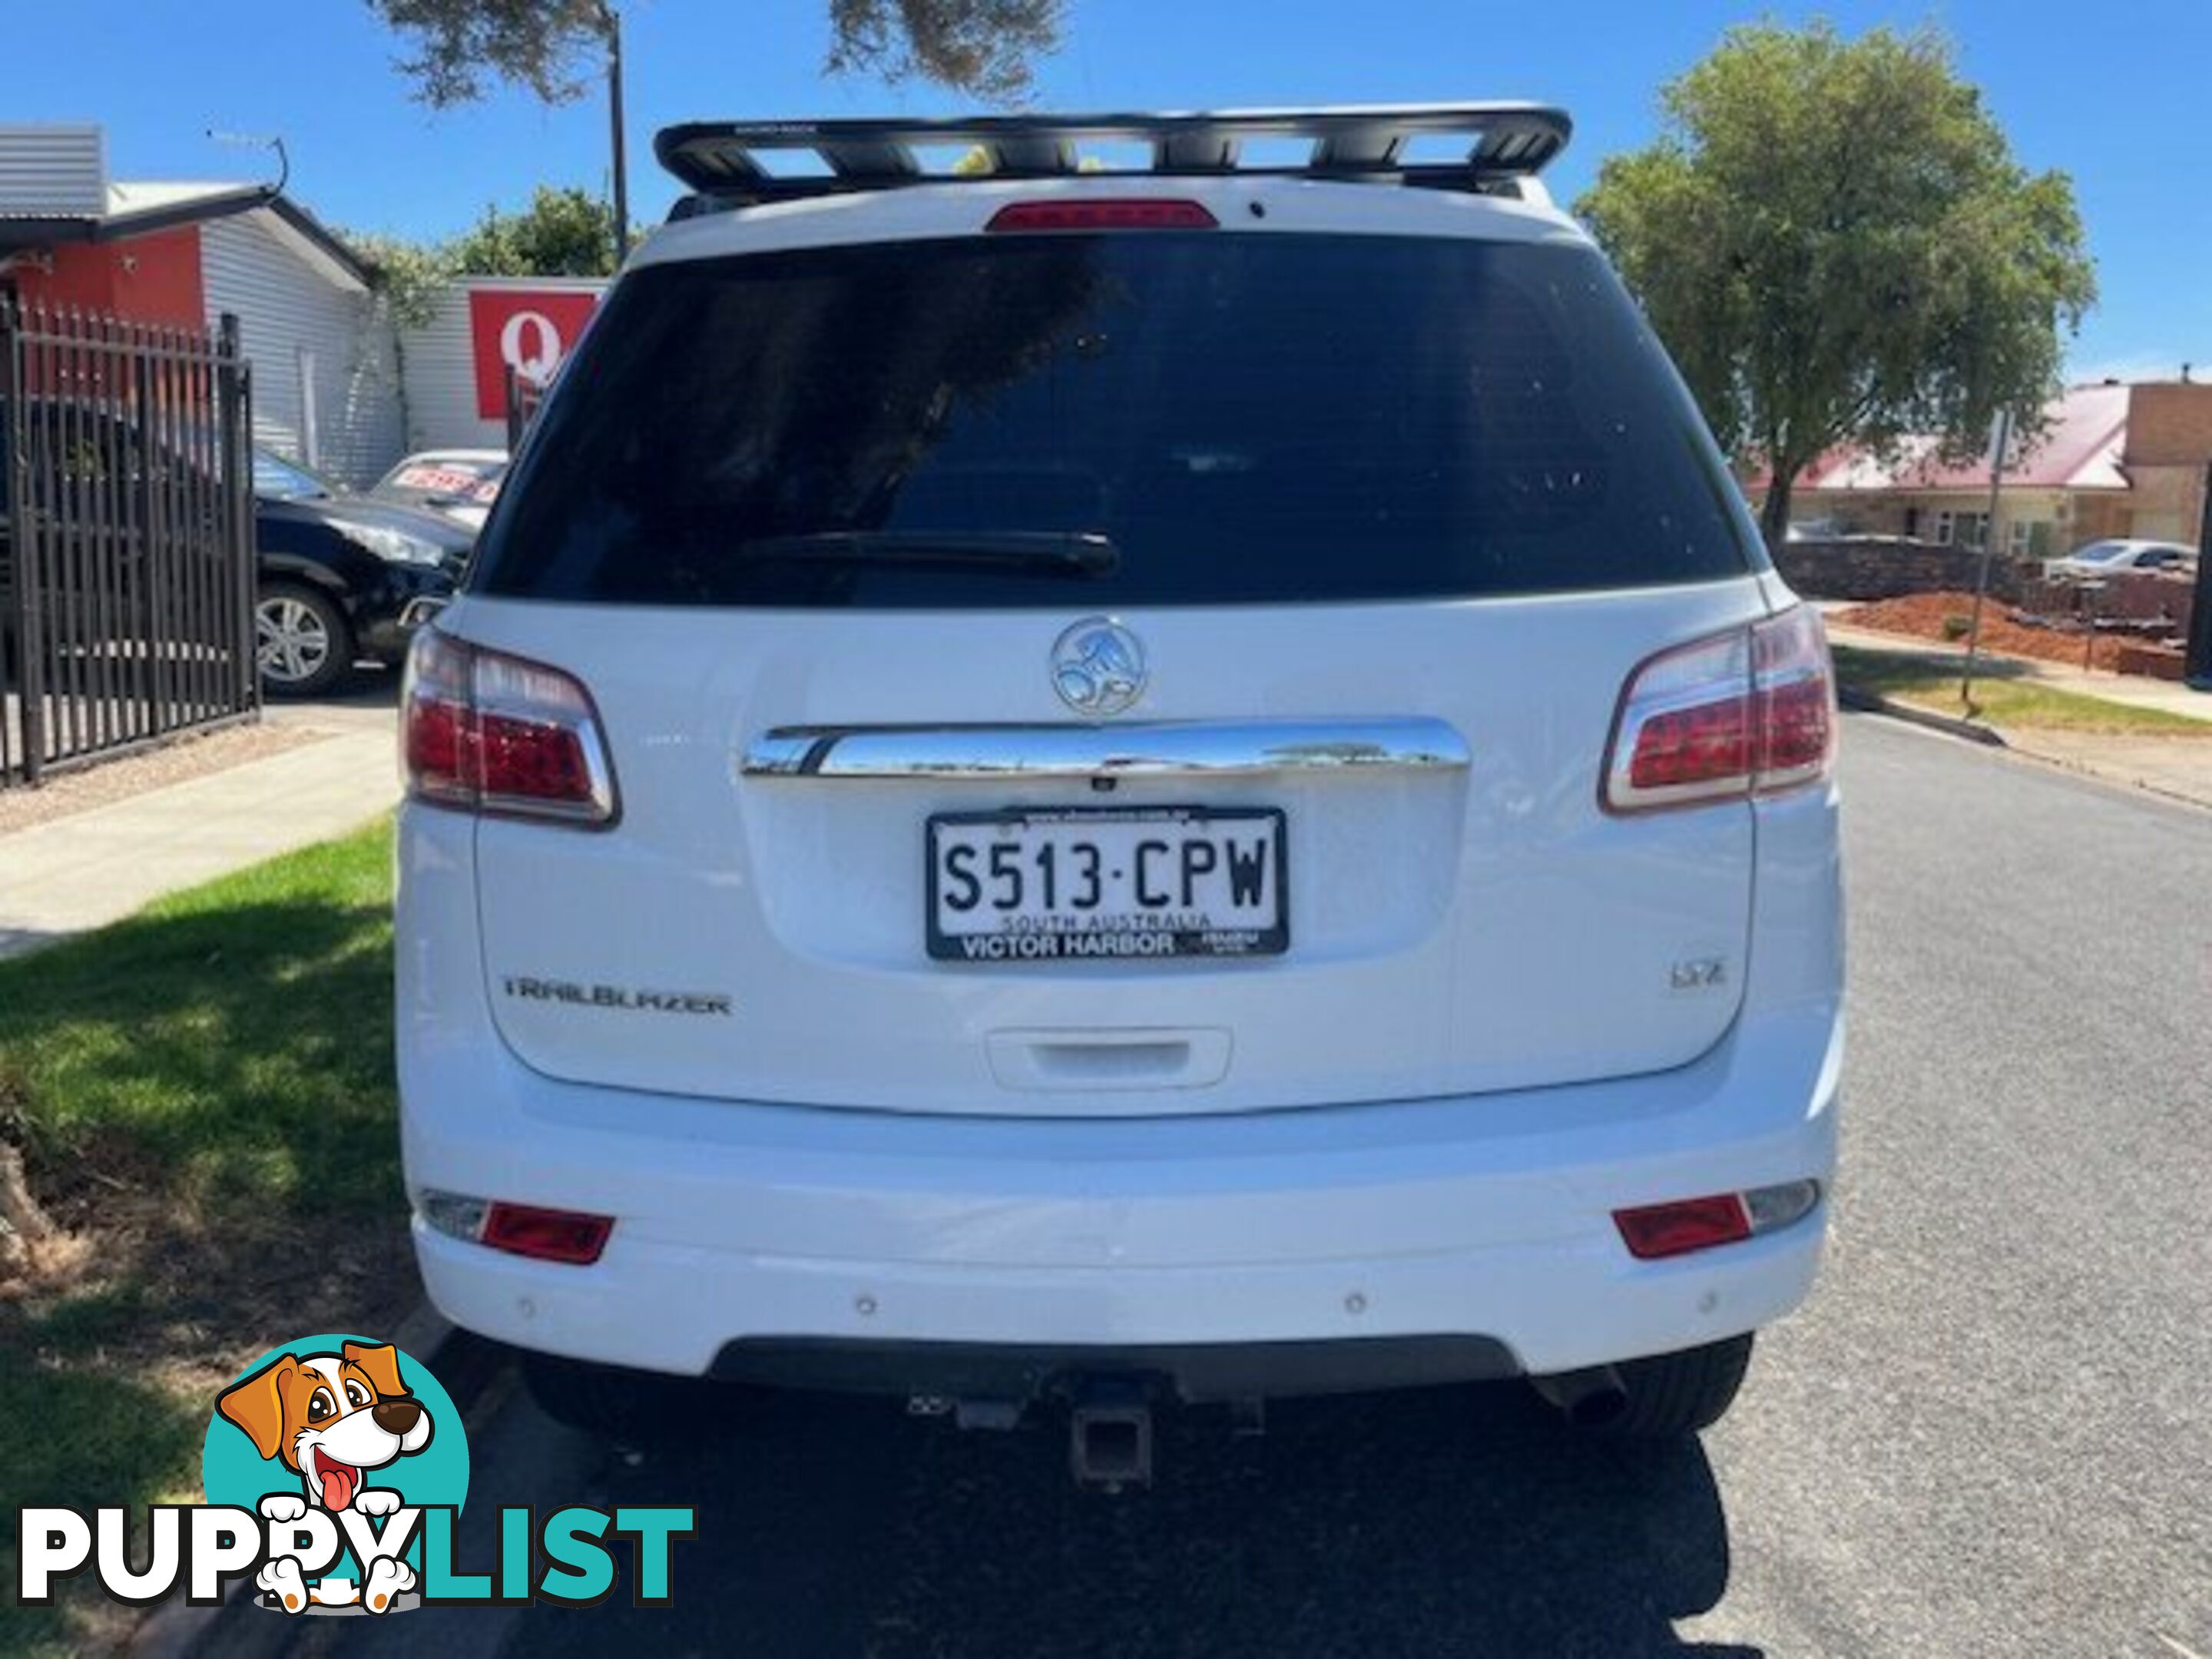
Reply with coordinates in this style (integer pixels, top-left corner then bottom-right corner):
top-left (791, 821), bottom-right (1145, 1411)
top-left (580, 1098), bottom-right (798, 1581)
top-left (105, 180), bottom-right (262, 217)
top-left (0, 123), bottom-right (105, 217)
top-left (0, 177), bottom-right (371, 287)
top-left (1788, 383), bottom-right (2133, 495)
top-left (0, 176), bottom-right (265, 238)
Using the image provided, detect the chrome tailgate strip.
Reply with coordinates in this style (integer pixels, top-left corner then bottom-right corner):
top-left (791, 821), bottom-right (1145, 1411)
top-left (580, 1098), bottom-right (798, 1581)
top-left (741, 718), bottom-right (1470, 780)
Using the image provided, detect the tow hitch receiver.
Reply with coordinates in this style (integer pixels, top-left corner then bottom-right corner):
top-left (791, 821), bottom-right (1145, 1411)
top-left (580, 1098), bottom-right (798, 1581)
top-left (1068, 1379), bottom-right (1154, 1490)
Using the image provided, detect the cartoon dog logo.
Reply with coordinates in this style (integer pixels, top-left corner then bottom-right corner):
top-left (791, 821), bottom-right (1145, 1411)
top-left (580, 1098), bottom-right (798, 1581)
top-left (217, 1341), bottom-right (433, 1613)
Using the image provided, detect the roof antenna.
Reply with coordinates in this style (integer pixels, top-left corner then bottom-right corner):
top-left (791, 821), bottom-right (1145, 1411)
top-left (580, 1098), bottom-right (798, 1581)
top-left (205, 129), bottom-right (290, 196)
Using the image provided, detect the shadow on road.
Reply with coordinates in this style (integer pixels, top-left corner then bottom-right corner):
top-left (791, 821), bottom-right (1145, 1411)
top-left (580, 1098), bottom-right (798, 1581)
top-left (500, 1379), bottom-right (1755, 1658)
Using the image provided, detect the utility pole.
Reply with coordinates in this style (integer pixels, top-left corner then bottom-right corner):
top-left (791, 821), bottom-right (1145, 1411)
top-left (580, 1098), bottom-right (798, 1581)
top-left (604, 4), bottom-right (630, 267)
top-left (1960, 406), bottom-right (2012, 711)
top-left (2186, 462), bottom-right (2212, 690)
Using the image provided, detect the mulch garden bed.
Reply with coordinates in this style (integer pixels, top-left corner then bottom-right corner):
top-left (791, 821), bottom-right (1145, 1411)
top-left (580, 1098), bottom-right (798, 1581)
top-left (1834, 590), bottom-right (2186, 677)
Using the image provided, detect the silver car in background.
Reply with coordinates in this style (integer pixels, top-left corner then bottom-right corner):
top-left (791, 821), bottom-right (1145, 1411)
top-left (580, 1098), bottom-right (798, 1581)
top-left (369, 449), bottom-right (508, 534)
top-left (2044, 538), bottom-right (2197, 581)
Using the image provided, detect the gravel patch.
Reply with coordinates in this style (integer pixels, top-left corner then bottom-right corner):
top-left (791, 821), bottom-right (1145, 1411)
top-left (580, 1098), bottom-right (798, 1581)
top-left (0, 720), bottom-right (326, 835)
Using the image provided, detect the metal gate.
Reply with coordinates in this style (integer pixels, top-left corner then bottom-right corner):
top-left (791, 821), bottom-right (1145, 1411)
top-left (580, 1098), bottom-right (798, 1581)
top-left (1, 303), bottom-right (257, 786)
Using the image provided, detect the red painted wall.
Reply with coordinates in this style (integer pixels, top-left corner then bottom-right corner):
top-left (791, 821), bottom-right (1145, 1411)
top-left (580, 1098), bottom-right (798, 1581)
top-left (15, 225), bottom-right (206, 329)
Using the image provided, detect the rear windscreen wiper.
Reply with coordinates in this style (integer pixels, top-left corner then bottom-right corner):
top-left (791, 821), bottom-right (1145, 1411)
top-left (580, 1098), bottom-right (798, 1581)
top-left (731, 530), bottom-right (1118, 577)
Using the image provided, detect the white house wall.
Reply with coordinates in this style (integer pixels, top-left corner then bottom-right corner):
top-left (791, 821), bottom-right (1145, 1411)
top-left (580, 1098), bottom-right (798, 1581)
top-left (396, 286), bottom-right (488, 452)
top-left (399, 276), bottom-right (606, 453)
top-left (201, 211), bottom-right (403, 487)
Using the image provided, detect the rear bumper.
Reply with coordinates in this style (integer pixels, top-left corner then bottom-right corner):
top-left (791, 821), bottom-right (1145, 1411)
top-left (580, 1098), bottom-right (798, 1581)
top-left (399, 771), bottom-right (1843, 1390)
top-left (409, 1083), bottom-right (1833, 1387)
top-left (414, 1184), bottom-right (1827, 1393)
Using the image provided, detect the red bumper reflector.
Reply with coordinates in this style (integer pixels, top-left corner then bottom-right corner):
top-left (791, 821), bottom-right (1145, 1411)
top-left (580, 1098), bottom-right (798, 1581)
top-left (482, 1202), bottom-right (614, 1266)
top-left (1612, 1194), bottom-right (1752, 1261)
top-left (986, 199), bottom-right (1218, 233)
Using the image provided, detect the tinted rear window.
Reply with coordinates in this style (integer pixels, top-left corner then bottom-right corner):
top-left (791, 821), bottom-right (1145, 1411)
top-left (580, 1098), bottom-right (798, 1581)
top-left (474, 233), bottom-right (1757, 607)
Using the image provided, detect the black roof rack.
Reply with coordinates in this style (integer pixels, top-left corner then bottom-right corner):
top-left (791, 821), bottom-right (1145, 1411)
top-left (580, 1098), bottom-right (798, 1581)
top-left (656, 103), bottom-right (1571, 214)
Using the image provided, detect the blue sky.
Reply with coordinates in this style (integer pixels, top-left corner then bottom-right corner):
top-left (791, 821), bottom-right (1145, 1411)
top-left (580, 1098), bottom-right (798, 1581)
top-left (3, 0), bottom-right (2202, 379)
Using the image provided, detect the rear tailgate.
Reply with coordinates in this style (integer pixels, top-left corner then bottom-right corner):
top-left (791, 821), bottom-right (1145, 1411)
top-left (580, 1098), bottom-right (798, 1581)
top-left (452, 190), bottom-right (1775, 1117)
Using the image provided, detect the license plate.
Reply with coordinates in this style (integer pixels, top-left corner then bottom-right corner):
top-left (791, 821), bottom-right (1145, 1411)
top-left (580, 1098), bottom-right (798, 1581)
top-left (926, 807), bottom-right (1288, 962)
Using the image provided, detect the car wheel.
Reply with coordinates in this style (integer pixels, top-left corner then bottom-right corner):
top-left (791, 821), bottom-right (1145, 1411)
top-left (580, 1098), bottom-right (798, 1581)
top-left (1601, 1333), bottom-right (1755, 1439)
top-left (256, 582), bottom-right (353, 698)
top-left (522, 1354), bottom-right (723, 1445)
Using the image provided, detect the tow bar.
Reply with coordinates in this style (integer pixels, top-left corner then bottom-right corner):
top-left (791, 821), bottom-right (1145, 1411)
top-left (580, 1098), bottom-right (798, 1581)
top-left (1067, 1377), bottom-right (1154, 1491)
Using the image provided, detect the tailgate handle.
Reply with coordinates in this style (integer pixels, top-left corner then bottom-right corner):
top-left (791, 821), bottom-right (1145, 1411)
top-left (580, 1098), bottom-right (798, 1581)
top-left (742, 717), bottom-right (1469, 780)
top-left (988, 1028), bottom-right (1232, 1091)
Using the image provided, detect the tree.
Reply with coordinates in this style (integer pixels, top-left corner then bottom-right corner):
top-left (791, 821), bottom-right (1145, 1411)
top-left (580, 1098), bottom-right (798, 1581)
top-left (1576, 22), bottom-right (2095, 548)
top-left (824, 0), bottom-right (1062, 101)
top-left (447, 186), bottom-right (627, 276)
top-left (366, 1), bottom-right (1067, 266)
top-left (369, 0), bottom-right (618, 107)
top-left (339, 230), bottom-right (455, 329)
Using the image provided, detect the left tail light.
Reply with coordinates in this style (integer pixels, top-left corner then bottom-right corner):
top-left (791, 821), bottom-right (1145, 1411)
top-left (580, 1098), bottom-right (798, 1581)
top-left (402, 629), bottom-right (618, 826)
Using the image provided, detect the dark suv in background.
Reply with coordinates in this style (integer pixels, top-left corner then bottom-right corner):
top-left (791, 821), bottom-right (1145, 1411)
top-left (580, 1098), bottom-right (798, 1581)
top-left (250, 451), bottom-right (472, 697)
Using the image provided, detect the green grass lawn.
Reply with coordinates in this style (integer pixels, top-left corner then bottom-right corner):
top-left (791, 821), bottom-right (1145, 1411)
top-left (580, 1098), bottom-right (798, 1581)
top-left (1832, 644), bottom-right (2212, 737)
top-left (0, 818), bottom-right (405, 1655)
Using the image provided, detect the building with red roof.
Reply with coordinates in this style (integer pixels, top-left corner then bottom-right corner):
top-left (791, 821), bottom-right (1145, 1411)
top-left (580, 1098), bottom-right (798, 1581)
top-left (1758, 379), bottom-right (2211, 558)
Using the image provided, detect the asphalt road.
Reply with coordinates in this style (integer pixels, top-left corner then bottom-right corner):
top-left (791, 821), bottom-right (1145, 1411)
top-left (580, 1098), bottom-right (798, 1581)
top-left (356, 715), bottom-right (2212, 1659)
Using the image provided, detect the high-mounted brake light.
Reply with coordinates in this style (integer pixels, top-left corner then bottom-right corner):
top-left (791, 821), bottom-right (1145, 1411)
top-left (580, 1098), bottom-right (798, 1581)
top-left (1601, 607), bottom-right (1835, 813)
top-left (402, 631), bottom-right (618, 826)
top-left (985, 199), bottom-right (1218, 233)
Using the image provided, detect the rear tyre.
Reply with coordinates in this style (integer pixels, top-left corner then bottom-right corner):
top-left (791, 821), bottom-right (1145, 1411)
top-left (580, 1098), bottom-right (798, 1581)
top-left (1603, 1333), bottom-right (1755, 1439)
top-left (522, 1353), bottom-right (717, 1444)
top-left (256, 581), bottom-right (353, 698)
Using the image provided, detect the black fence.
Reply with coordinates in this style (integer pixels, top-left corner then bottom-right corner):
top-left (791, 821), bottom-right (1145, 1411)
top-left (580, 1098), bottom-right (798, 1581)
top-left (1, 302), bottom-right (257, 786)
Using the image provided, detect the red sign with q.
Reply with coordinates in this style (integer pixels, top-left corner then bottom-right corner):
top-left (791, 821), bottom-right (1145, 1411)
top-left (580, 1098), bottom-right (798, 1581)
top-left (468, 289), bottom-right (601, 419)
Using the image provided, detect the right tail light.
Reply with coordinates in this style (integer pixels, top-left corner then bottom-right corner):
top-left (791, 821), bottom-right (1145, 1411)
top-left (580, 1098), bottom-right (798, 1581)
top-left (1602, 607), bottom-right (1836, 814)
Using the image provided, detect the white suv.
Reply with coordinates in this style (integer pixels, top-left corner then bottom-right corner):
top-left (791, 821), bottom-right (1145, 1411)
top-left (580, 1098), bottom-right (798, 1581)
top-left (396, 106), bottom-right (1842, 1466)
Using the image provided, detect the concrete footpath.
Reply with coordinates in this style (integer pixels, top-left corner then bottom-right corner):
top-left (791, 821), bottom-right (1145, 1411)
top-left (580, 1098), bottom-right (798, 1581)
top-left (0, 719), bottom-right (398, 959)
top-left (1989, 727), bottom-right (2212, 810)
